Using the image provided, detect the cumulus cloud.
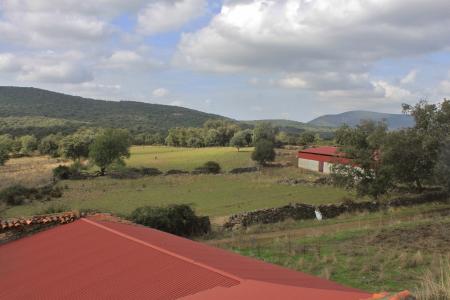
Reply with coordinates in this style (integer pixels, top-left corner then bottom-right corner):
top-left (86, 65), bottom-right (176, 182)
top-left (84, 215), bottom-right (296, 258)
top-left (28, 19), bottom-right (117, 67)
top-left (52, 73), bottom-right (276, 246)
top-left (137, 0), bottom-right (207, 35)
top-left (152, 88), bottom-right (170, 97)
top-left (175, 0), bottom-right (450, 75)
top-left (0, 53), bottom-right (21, 72)
top-left (101, 50), bottom-right (163, 70)
top-left (400, 69), bottom-right (418, 85)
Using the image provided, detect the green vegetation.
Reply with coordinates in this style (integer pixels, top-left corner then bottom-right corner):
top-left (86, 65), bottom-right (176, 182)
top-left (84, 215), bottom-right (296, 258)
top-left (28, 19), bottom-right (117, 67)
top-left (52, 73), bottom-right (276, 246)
top-left (0, 167), bottom-right (353, 219)
top-left (0, 86), bottom-right (227, 134)
top-left (332, 99), bottom-right (450, 199)
top-left (308, 110), bottom-right (415, 130)
top-left (126, 146), bottom-right (254, 172)
top-left (252, 139), bottom-right (276, 165)
top-left (215, 203), bottom-right (450, 293)
top-left (89, 129), bottom-right (131, 175)
top-left (130, 204), bottom-right (210, 237)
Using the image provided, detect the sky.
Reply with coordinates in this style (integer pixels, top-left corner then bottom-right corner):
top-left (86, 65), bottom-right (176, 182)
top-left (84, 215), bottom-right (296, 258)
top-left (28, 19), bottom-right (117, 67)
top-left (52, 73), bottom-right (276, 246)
top-left (1, 0), bottom-right (450, 122)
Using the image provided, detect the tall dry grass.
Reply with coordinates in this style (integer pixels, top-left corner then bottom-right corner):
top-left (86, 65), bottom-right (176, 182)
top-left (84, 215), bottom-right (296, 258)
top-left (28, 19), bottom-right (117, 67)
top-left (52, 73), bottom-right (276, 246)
top-left (415, 256), bottom-right (450, 300)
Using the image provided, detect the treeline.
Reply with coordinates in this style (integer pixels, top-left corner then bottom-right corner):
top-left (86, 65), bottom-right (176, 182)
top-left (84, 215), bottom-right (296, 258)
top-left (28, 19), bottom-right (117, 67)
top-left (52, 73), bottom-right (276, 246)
top-left (332, 99), bottom-right (450, 198)
top-left (164, 119), bottom-right (320, 149)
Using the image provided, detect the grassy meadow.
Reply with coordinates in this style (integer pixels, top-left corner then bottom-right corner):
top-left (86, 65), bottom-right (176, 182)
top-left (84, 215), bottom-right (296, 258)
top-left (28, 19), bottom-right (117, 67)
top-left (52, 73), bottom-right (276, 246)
top-left (0, 146), bottom-right (356, 219)
top-left (215, 203), bottom-right (450, 294)
top-left (126, 146), bottom-right (255, 171)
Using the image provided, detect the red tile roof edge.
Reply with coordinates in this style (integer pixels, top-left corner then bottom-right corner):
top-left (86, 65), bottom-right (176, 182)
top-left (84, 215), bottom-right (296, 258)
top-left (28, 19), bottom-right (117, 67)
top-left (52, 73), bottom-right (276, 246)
top-left (0, 211), bottom-right (79, 232)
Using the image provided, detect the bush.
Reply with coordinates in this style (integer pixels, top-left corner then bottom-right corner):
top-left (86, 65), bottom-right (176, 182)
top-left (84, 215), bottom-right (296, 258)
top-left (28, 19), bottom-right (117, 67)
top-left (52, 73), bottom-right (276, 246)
top-left (252, 139), bottom-right (276, 165)
top-left (130, 204), bottom-right (211, 237)
top-left (41, 203), bottom-right (70, 214)
top-left (0, 184), bottom-right (64, 206)
top-left (53, 165), bottom-right (72, 180)
top-left (141, 168), bottom-right (163, 176)
top-left (165, 169), bottom-right (189, 176)
top-left (0, 185), bottom-right (31, 205)
top-left (229, 167), bottom-right (258, 174)
top-left (193, 161), bottom-right (221, 174)
top-left (109, 167), bottom-right (163, 179)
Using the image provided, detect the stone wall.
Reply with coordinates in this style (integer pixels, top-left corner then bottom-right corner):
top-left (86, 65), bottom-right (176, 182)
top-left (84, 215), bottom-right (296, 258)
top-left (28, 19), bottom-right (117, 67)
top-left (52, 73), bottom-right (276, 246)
top-left (224, 191), bottom-right (449, 230)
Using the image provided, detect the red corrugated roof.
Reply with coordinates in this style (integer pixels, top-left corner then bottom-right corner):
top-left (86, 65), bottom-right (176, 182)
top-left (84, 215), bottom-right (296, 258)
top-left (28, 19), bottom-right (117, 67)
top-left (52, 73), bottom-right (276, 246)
top-left (0, 218), bottom-right (371, 299)
top-left (298, 146), bottom-right (340, 156)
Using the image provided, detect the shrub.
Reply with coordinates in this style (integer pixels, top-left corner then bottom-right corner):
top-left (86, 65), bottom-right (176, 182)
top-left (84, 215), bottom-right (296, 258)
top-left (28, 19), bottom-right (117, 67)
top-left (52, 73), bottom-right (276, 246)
top-left (0, 185), bottom-right (31, 205)
top-left (165, 169), bottom-right (189, 176)
top-left (130, 204), bottom-right (211, 237)
top-left (251, 139), bottom-right (276, 165)
top-left (140, 168), bottom-right (163, 176)
top-left (193, 161), bottom-right (221, 174)
top-left (53, 165), bottom-right (72, 180)
top-left (0, 184), bottom-right (64, 206)
top-left (41, 203), bottom-right (70, 214)
top-left (229, 167), bottom-right (258, 174)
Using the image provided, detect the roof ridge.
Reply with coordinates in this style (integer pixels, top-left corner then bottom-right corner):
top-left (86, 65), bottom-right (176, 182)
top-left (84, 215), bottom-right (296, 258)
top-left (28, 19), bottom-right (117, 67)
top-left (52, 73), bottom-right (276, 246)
top-left (81, 218), bottom-right (243, 283)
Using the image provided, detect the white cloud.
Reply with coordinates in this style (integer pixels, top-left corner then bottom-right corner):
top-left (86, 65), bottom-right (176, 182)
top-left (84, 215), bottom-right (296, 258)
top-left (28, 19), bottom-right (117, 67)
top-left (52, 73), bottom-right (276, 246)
top-left (170, 100), bottom-right (183, 106)
top-left (0, 53), bottom-right (21, 72)
top-left (137, 0), bottom-right (207, 35)
top-left (176, 0), bottom-right (450, 75)
top-left (278, 76), bottom-right (308, 89)
top-left (101, 50), bottom-right (162, 70)
top-left (400, 69), bottom-right (418, 85)
top-left (18, 62), bottom-right (92, 84)
top-left (152, 88), bottom-right (169, 98)
top-left (438, 80), bottom-right (450, 95)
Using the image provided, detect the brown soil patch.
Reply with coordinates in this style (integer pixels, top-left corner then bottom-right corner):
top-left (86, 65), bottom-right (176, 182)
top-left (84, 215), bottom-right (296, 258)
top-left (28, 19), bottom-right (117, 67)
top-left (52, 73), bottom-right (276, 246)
top-left (0, 156), bottom-right (69, 189)
top-left (369, 222), bottom-right (450, 253)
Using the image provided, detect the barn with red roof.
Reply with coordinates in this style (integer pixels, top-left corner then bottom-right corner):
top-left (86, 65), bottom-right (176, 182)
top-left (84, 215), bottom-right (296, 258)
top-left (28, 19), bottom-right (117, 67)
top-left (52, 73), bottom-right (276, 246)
top-left (0, 215), bottom-right (373, 299)
top-left (298, 146), bottom-right (351, 174)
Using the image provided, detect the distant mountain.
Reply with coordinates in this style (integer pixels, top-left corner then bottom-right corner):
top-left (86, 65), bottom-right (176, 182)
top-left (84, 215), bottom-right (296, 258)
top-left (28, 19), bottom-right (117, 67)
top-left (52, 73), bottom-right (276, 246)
top-left (308, 110), bottom-right (415, 130)
top-left (0, 86), bottom-right (228, 136)
top-left (242, 119), bottom-right (334, 133)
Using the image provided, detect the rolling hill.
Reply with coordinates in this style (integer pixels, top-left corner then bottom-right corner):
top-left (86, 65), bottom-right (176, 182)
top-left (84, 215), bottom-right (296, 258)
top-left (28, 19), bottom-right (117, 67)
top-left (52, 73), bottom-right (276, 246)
top-left (0, 86), bottom-right (227, 136)
top-left (308, 110), bottom-right (415, 130)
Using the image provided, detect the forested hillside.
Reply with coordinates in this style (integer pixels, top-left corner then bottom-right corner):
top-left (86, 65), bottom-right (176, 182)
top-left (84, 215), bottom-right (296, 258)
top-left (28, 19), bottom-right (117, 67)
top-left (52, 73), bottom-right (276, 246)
top-left (0, 86), bottom-right (227, 136)
top-left (308, 110), bottom-right (415, 130)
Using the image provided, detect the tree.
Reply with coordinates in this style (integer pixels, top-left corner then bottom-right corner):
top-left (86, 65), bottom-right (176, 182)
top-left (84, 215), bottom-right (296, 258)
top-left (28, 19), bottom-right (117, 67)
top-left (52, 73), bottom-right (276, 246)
top-left (89, 129), bottom-right (131, 175)
top-left (331, 121), bottom-right (392, 199)
top-left (299, 132), bottom-right (316, 145)
top-left (20, 135), bottom-right (38, 155)
top-left (435, 138), bottom-right (450, 191)
top-left (251, 139), bottom-right (276, 165)
top-left (253, 123), bottom-right (278, 144)
top-left (0, 144), bottom-right (9, 166)
top-left (59, 129), bottom-right (96, 161)
top-left (38, 134), bottom-right (62, 157)
top-left (230, 130), bottom-right (252, 151)
top-left (382, 129), bottom-right (435, 190)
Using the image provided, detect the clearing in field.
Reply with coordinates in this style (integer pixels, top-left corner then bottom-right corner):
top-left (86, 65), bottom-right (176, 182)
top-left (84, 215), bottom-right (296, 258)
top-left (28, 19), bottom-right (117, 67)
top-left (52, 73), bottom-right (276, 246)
top-left (126, 146), bottom-right (255, 171)
top-left (0, 156), bottom-right (67, 190)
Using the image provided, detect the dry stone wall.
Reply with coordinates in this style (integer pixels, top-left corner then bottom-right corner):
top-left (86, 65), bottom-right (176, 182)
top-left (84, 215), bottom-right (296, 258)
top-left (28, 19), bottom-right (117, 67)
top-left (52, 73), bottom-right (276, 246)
top-left (224, 191), bottom-right (449, 230)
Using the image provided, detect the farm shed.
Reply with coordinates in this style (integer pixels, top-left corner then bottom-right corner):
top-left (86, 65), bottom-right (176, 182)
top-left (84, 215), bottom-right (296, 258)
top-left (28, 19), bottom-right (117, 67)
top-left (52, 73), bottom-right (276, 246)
top-left (0, 215), bottom-right (371, 300)
top-left (298, 146), bottom-right (350, 174)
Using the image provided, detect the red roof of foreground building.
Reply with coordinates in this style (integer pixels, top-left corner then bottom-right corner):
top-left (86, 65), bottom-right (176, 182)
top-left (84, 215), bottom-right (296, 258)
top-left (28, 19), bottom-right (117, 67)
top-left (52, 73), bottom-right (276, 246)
top-left (0, 217), bottom-right (371, 300)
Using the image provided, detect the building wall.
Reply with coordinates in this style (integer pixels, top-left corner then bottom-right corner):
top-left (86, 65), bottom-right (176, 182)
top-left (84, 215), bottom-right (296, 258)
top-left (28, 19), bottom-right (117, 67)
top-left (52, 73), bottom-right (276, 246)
top-left (298, 158), bottom-right (319, 172)
top-left (323, 162), bottom-right (334, 174)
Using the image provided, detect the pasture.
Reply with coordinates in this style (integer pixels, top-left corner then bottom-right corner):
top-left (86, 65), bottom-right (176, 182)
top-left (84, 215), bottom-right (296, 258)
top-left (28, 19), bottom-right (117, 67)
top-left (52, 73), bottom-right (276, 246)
top-left (0, 146), bottom-right (356, 219)
top-left (126, 146), bottom-right (255, 171)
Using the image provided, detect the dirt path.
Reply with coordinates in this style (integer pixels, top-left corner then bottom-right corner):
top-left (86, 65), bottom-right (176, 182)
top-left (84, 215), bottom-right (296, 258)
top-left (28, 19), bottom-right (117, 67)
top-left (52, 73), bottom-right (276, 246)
top-left (206, 214), bottom-right (420, 247)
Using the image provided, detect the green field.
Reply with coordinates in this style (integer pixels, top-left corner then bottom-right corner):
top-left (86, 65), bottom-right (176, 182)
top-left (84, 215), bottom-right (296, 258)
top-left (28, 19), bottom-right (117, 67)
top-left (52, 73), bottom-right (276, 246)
top-left (127, 146), bottom-right (255, 171)
top-left (1, 146), bottom-right (356, 219)
top-left (215, 203), bottom-right (450, 294)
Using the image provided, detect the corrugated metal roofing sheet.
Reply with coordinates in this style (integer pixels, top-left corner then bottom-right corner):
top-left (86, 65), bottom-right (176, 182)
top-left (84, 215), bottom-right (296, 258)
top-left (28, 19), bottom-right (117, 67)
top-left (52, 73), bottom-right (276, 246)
top-left (0, 217), bottom-right (371, 299)
top-left (298, 146), bottom-right (340, 156)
